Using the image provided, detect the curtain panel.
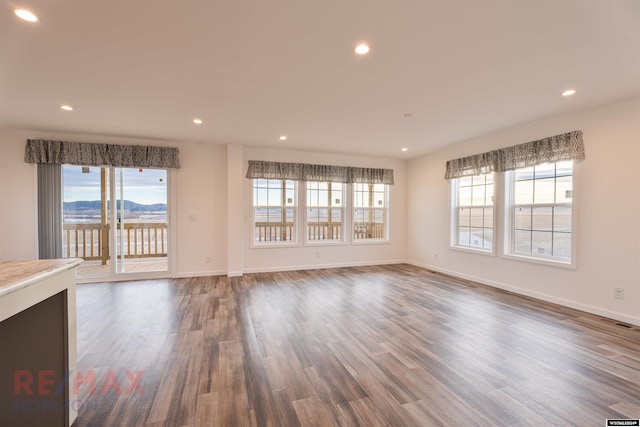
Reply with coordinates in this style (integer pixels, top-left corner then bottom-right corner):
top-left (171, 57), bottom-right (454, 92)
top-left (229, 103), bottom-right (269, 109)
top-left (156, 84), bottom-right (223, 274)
top-left (444, 130), bottom-right (585, 179)
top-left (24, 139), bottom-right (180, 169)
top-left (37, 164), bottom-right (63, 259)
top-left (246, 160), bottom-right (394, 185)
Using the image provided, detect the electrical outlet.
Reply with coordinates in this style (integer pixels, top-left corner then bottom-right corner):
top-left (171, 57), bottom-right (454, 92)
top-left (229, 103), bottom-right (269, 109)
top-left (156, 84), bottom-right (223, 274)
top-left (315, 252), bottom-right (320, 258)
top-left (614, 287), bottom-right (624, 300)
top-left (205, 256), bottom-right (212, 264)
top-left (434, 253), bottom-right (439, 261)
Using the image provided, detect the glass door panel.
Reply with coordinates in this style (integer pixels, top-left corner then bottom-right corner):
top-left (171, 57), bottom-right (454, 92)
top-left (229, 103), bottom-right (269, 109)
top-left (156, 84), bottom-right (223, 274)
top-left (62, 165), bottom-right (169, 279)
top-left (62, 166), bottom-right (111, 277)
top-left (114, 167), bottom-right (168, 274)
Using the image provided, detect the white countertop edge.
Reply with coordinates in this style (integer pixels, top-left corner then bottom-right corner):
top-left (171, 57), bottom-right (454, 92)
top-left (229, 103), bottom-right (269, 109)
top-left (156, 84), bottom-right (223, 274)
top-left (0, 259), bottom-right (83, 298)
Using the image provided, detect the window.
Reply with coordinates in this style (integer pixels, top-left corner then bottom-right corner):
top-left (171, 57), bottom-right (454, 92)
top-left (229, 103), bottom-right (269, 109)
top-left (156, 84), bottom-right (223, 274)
top-left (306, 182), bottom-right (344, 243)
top-left (353, 183), bottom-right (388, 241)
top-left (506, 161), bottom-right (573, 263)
top-left (252, 179), bottom-right (297, 244)
top-left (451, 173), bottom-right (494, 252)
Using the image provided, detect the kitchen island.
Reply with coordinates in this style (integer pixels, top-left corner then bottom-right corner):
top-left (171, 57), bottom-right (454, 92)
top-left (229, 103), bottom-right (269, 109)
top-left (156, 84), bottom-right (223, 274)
top-left (0, 258), bottom-right (82, 427)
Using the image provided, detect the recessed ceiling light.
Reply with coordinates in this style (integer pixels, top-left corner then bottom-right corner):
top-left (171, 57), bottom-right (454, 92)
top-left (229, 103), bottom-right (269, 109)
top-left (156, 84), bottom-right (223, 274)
top-left (561, 89), bottom-right (576, 97)
top-left (403, 113), bottom-right (414, 119)
top-left (355, 44), bottom-right (370, 55)
top-left (14, 9), bottom-right (38, 22)
top-left (193, 118), bottom-right (203, 124)
top-left (60, 105), bottom-right (73, 111)
top-left (279, 136), bottom-right (287, 141)
top-left (401, 148), bottom-right (408, 152)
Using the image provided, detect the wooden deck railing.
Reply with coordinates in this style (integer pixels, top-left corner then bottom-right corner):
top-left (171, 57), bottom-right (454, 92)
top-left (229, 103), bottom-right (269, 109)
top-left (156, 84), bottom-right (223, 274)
top-left (307, 222), bottom-right (342, 241)
top-left (353, 222), bottom-right (384, 240)
top-left (63, 223), bottom-right (168, 263)
top-left (254, 222), bottom-right (384, 242)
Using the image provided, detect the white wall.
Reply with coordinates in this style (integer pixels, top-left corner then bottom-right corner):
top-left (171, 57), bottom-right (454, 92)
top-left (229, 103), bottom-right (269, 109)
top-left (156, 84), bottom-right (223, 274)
top-left (0, 128), bottom-right (227, 277)
top-left (242, 146), bottom-right (407, 272)
top-left (0, 128), bottom-right (406, 276)
top-left (407, 96), bottom-right (640, 325)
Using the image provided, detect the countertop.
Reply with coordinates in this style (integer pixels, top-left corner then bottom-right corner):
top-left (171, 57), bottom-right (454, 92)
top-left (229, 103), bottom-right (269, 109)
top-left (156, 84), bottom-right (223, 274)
top-left (0, 258), bottom-right (83, 298)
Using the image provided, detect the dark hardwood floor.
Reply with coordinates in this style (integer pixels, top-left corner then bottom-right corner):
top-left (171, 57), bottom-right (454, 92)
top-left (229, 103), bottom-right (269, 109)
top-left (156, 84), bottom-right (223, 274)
top-left (74, 264), bottom-right (640, 426)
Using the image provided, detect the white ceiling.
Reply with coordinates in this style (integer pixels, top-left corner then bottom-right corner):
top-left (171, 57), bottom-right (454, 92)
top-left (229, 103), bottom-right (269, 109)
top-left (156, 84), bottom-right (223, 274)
top-left (1, 1), bottom-right (639, 159)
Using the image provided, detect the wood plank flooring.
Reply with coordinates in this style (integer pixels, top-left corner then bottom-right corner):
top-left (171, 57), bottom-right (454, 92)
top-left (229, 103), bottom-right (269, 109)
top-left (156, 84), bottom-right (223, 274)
top-left (74, 264), bottom-right (640, 426)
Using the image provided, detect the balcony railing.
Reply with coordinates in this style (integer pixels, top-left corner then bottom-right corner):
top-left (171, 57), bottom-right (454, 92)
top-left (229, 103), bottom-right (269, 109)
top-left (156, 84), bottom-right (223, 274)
top-left (254, 221), bottom-right (384, 242)
top-left (63, 223), bottom-right (168, 263)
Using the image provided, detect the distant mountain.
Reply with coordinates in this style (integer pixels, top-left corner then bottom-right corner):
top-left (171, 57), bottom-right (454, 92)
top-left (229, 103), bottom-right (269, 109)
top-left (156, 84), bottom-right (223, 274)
top-left (64, 200), bottom-right (166, 212)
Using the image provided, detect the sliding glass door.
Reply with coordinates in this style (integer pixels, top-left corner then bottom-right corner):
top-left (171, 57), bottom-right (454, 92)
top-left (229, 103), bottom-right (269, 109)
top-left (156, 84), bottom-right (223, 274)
top-left (62, 165), bottom-right (169, 279)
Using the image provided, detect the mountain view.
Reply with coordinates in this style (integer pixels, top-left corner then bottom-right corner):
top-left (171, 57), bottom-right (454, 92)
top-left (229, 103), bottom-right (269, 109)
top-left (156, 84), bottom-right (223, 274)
top-left (64, 200), bottom-right (167, 223)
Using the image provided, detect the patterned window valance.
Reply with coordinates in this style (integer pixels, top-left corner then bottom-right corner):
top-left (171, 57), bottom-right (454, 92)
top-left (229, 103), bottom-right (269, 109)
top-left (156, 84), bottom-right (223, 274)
top-left (24, 139), bottom-right (180, 169)
top-left (246, 160), bottom-right (394, 185)
top-left (444, 130), bottom-right (585, 180)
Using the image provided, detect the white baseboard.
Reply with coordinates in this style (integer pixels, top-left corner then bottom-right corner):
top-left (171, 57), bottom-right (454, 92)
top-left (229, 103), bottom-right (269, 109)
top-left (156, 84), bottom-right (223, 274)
top-left (242, 259), bottom-right (405, 274)
top-left (227, 271), bottom-right (244, 277)
top-left (173, 270), bottom-right (227, 278)
top-left (406, 259), bottom-right (640, 327)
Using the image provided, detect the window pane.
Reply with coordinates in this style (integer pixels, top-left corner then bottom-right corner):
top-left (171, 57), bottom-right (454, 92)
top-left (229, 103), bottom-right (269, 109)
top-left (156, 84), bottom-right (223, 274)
top-left (373, 191), bottom-right (385, 207)
top-left (552, 232), bottom-right (571, 259)
top-left (531, 231), bottom-right (552, 256)
top-left (373, 209), bottom-right (385, 223)
top-left (483, 228), bottom-right (493, 250)
top-left (484, 207), bottom-right (493, 227)
top-left (470, 208), bottom-right (484, 227)
top-left (515, 180), bottom-right (534, 204)
top-left (534, 178), bottom-right (555, 204)
top-left (285, 208), bottom-right (294, 222)
top-left (354, 209), bottom-right (366, 223)
top-left (307, 208), bottom-right (320, 222)
top-left (555, 176), bottom-right (572, 203)
top-left (267, 208), bottom-right (282, 223)
top-left (514, 230), bottom-right (531, 254)
top-left (458, 176), bottom-right (473, 187)
top-left (471, 185), bottom-right (485, 205)
top-left (514, 207), bottom-right (531, 230)
top-left (556, 161), bottom-right (573, 177)
top-left (471, 175), bottom-right (485, 186)
top-left (470, 228), bottom-right (483, 247)
top-left (285, 188), bottom-right (295, 206)
top-left (459, 208), bottom-right (470, 227)
top-left (458, 227), bottom-right (470, 246)
top-left (515, 167), bottom-right (534, 181)
top-left (508, 162), bottom-right (573, 262)
top-left (485, 184), bottom-right (494, 205)
top-left (532, 207), bottom-right (553, 231)
top-left (535, 163), bottom-right (555, 179)
top-left (268, 188), bottom-right (282, 206)
top-left (317, 189), bottom-right (328, 206)
top-left (459, 186), bottom-right (472, 206)
top-left (554, 207), bottom-right (572, 232)
top-left (330, 208), bottom-right (342, 222)
top-left (485, 174), bottom-right (494, 185)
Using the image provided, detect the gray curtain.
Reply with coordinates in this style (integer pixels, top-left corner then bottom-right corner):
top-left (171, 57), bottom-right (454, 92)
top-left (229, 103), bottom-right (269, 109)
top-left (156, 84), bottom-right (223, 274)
top-left (24, 139), bottom-right (180, 169)
top-left (37, 164), bottom-right (62, 259)
top-left (444, 130), bottom-right (585, 179)
top-left (246, 160), bottom-right (394, 185)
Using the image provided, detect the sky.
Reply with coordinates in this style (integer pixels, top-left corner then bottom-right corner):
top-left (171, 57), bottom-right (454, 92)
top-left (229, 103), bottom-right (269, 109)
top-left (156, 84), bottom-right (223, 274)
top-left (63, 166), bottom-right (167, 205)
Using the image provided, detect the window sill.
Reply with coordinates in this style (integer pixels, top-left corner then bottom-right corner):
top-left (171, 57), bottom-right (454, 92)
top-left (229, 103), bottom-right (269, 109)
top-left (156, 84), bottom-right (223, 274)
top-left (351, 239), bottom-right (390, 246)
top-left (304, 241), bottom-right (348, 247)
top-left (449, 246), bottom-right (495, 257)
top-left (501, 253), bottom-right (576, 270)
top-left (250, 242), bottom-right (301, 249)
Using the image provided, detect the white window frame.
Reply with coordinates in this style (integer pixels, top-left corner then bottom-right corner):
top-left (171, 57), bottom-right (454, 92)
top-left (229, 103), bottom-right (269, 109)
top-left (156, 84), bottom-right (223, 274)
top-left (449, 173), bottom-right (496, 255)
top-left (304, 181), bottom-right (347, 246)
top-left (250, 179), bottom-right (299, 248)
top-left (352, 183), bottom-right (390, 244)
top-left (503, 161), bottom-right (577, 268)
